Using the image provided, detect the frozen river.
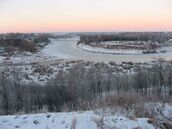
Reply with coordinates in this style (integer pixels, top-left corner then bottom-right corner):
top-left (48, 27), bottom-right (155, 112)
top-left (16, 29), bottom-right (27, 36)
top-left (42, 37), bottom-right (172, 63)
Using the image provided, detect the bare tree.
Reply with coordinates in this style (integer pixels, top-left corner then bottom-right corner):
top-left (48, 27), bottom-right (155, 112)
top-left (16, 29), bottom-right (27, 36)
top-left (0, 72), bottom-right (9, 115)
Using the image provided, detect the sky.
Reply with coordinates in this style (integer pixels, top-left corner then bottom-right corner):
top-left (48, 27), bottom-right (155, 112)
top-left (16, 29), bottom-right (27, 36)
top-left (0, 0), bottom-right (172, 33)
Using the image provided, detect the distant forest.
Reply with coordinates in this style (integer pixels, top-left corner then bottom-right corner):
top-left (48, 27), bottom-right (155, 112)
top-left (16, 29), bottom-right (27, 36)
top-left (79, 32), bottom-right (172, 44)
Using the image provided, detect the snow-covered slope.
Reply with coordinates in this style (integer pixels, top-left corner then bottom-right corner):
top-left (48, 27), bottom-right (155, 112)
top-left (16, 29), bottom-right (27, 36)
top-left (0, 111), bottom-right (156, 129)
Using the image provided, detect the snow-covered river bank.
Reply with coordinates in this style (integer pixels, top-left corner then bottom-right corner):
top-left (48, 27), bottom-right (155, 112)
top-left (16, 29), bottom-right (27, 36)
top-left (42, 37), bottom-right (172, 63)
top-left (1, 103), bottom-right (172, 129)
top-left (0, 112), bottom-right (155, 129)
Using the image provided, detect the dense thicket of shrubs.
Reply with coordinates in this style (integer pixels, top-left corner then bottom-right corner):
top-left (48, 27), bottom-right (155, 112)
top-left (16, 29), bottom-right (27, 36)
top-left (0, 39), bottom-right (37, 52)
top-left (33, 34), bottom-right (72, 44)
top-left (34, 34), bottom-right (51, 43)
top-left (0, 60), bottom-right (172, 115)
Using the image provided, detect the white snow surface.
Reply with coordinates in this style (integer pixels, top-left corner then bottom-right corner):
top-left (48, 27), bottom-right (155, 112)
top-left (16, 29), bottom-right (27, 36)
top-left (78, 43), bottom-right (143, 55)
top-left (99, 41), bottom-right (148, 46)
top-left (0, 111), bottom-right (156, 129)
top-left (41, 38), bottom-right (74, 59)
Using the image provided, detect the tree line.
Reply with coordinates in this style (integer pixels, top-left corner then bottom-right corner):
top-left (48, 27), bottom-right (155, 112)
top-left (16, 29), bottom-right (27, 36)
top-left (79, 32), bottom-right (172, 44)
top-left (0, 39), bottom-right (37, 52)
top-left (0, 60), bottom-right (172, 115)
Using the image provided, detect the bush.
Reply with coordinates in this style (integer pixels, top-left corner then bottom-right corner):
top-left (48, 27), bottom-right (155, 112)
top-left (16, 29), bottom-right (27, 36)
top-left (0, 39), bottom-right (37, 52)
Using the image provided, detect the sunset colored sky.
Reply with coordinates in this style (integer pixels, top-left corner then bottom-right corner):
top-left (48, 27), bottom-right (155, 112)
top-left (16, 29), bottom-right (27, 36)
top-left (0, 0), bottom-right (172, 33)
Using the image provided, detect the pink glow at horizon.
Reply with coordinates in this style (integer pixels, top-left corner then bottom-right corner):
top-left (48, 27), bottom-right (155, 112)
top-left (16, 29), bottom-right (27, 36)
top-left (0, 0), bottom-right (172, 33)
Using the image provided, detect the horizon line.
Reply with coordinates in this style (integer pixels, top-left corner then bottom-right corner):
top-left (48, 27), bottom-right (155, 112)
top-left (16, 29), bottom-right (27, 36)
top-left (1, 30), bottom-right (172, 34)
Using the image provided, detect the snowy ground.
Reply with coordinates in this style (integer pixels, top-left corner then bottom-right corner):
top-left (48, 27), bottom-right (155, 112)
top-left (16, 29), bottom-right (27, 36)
top-left (77, 43), bottom-right (143, 55)
top-left (0, 52), bottom-right (58, 65)
top-left (99, 41), bottom-right (148, 46)
top-left (1, 61), bottom-right (137, 85)
top-left (0, 103), bottom-right (171, 129)
top-left (0, 52), bottom-right (60, 84)
top-left (0, 111), bottom-right (155, 129)
top-left (1, 60), bottom-right (81, 85)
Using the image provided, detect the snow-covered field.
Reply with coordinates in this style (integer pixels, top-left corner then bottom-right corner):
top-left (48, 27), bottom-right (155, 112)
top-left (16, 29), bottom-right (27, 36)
top-left (0, 52), bottom-right (58, 65)
top-left (1, 59), bottom-right (80, 85)
top-left (0, 111), bottom-right (155, 129)
top-left (0, 52), bottom-right (61, 84)
top-left (77, 43), bottom-right (143, 55)
top-left (99, 41), bottom-right (148, 46)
